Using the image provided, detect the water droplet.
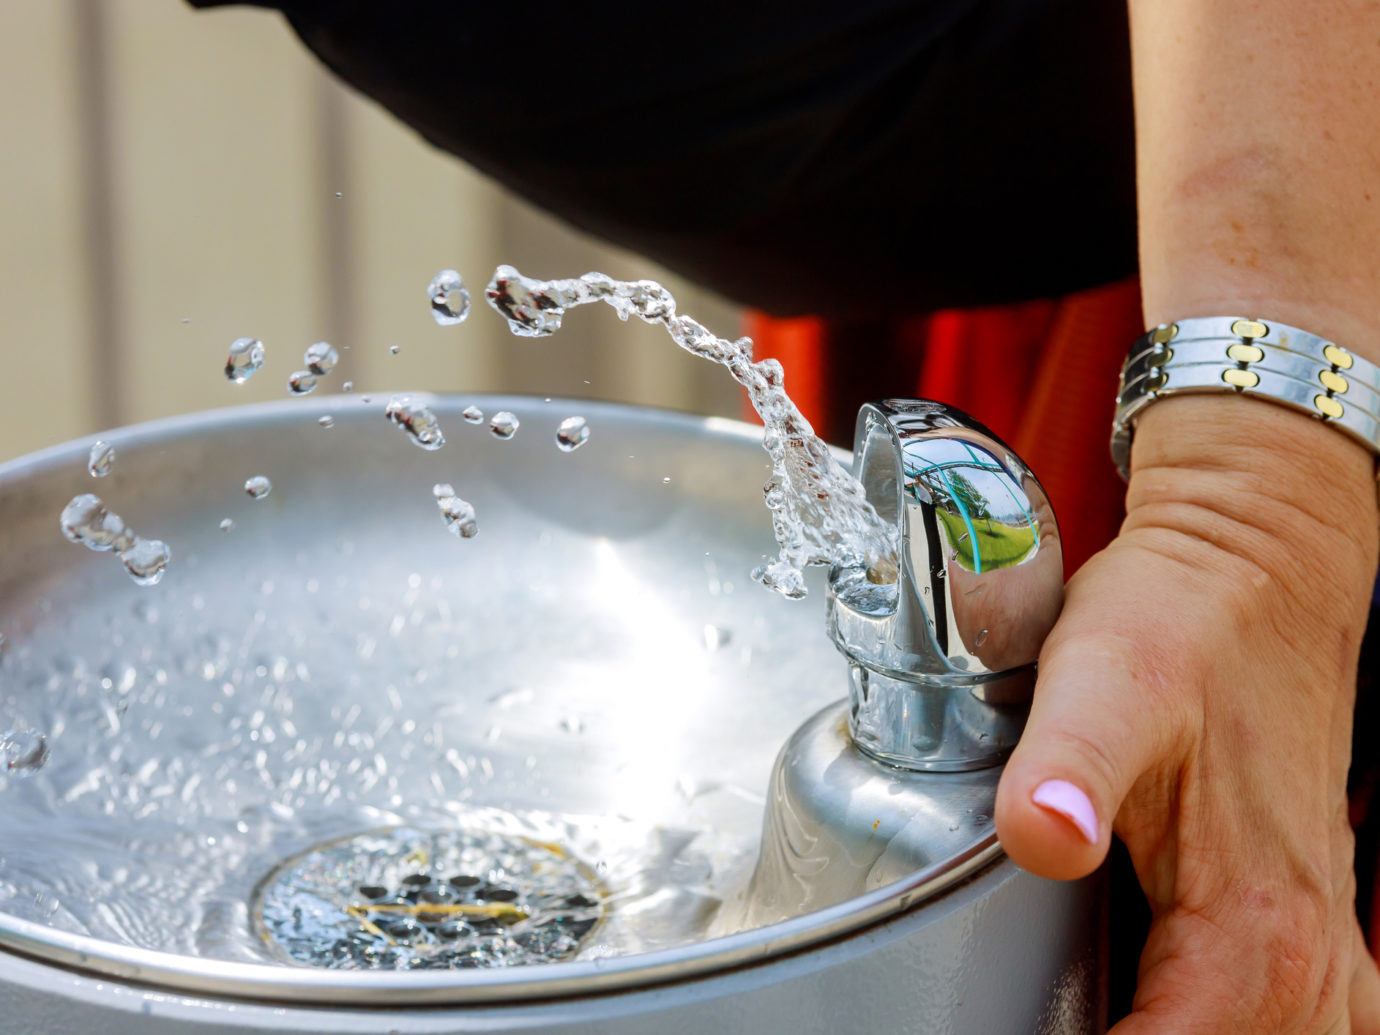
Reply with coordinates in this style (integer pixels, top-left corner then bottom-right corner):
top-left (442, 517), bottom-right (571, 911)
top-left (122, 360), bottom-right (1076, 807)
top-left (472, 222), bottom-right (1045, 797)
top-left (555, 416), bottom-right (589, 452)
top-left (59, 494), bottom-right (170, 584)
top-left (701, 625), bottom-right (732, 651)
top-left (317, 415), bottom-right (335, 429)
top-left (225, 337), bottom-right (265, 383)
top-left (2, 729), bottom-right (49, 776)
top-left (489, 412), bottom-right (519, 440)
top-left (219, 518), bottom-right (235, 532)
top-left (662, 476), bottom-right (672, 484)
top-left (462, 405), bottom-right (484, 424)
top-left (434, 491), bottom-right (477, 539)
top-left (334, 191), bottom-right (343, 198)
top-left (121, 537), bottom-right (171, 586)
top-left (245, 476), bottom-right (272, 500)
top-left (87, 440), bottom-right (115, 478)
top-left (427, 269), bottom-right (471, 326)
top-left (288, 370), bottom-right (318, 396)
top-left (60, 494), bottom-right (133, 553)
top-left (342, 380), bottom-right (354, 393)
top-left (385, 396), bottom-right (445, 451)
top-left (388, 345), bottom-right (401, 356)
top-left (304, 341), bottom-right (339, 376)
top-left (974, 628), bottom-right (990, 648)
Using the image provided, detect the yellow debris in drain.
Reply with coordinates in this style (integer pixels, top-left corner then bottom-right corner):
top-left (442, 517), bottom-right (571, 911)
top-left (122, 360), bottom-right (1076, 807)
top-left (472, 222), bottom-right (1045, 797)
top-left (347, 902), bottom-right (530, 921)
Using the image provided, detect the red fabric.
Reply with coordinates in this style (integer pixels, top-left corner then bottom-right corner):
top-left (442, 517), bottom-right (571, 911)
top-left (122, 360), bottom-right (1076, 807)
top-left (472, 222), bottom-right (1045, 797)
top-left (749, 276), bottom-right (1144, 575)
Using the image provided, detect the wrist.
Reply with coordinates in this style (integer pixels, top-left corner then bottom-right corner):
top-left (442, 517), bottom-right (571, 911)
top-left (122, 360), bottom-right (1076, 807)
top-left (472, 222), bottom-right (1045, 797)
top-left (1127, 394), bottom-right (1379, 567)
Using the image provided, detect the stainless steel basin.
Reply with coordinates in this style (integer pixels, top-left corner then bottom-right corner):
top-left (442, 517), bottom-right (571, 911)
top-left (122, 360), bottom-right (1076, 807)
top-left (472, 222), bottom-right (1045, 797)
top-left (0, 395), bottom-right (1102, 1032)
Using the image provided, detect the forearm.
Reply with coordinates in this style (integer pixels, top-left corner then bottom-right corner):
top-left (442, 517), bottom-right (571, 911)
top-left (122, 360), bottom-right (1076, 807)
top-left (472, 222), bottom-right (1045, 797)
top-left (1127, 0), bottom-right (1380, 519)
top-left (1129, 0), bottom-right (1380, 358)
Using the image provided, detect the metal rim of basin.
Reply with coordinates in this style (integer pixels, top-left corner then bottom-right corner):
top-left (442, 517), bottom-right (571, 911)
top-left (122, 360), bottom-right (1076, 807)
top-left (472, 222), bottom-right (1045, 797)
top-left (0, 396), bottom-right (1004, 1006)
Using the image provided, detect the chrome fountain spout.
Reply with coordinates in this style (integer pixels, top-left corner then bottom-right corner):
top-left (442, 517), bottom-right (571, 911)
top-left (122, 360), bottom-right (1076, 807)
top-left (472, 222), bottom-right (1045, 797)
top-left (829, 399), bottom-right (1064, 770)
top-left (736, 400), bottom-right (1073, 930)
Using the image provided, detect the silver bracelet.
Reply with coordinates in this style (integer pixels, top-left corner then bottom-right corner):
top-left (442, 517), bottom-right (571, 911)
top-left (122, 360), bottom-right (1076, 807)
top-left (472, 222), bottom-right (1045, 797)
top-left (1110, 316), bottom-right (1380, 480)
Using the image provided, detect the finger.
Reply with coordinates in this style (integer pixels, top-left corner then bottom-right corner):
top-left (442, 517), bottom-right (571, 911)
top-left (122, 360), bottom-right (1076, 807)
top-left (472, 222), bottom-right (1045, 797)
top-left (995, 574), bottom-right (1183, 880)
top-left (1352, 923), bottom-right (1380, 1035)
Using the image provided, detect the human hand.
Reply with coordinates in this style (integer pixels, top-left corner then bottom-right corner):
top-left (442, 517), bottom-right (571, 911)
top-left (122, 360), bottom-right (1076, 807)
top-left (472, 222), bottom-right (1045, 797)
top-left (995, 395), bottom-right (1380, 1032)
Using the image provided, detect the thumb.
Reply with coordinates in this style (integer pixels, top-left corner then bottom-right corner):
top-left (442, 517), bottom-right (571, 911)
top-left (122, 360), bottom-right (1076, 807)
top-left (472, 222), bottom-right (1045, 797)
top-left (995, 601), bottom-right (1181, 881)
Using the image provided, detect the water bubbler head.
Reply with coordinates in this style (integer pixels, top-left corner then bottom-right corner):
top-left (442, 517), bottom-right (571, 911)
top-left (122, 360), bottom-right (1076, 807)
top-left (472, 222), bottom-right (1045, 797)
top-left (827, 400), bottom-right (1064, 771)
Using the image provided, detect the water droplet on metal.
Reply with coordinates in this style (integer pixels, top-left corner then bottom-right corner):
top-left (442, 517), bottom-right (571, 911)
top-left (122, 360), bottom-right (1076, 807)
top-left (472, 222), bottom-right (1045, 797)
top-left (225, 337), bottom-right (265, 383)
top-left (2, 729), bottom-right (49, 776)
top-left (489, 412), bottom-right (519, 440)
top-left (318, 415), bottom-right (335, 430)
top-left (427, 269), bottom-right (471, 326)
top-left (701, 625), bottom-right (732, 651)
top-left (87, 441), bottom-right (115, 478)
top-left (462, 405), bottom-right (484, 424)
top-left (244, 476), bottom-right (272, 500)
top-left (555, 417), bottom-right (589, 452)
top-left (219, 518), bottom-right (234, 532)
top-left (388, 345), bottom-right (401, 356)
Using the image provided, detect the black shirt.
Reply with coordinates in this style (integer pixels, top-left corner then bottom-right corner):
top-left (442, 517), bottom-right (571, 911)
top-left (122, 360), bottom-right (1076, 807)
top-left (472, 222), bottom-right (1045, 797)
top-left (192, 1), bottom-right (1136, 317)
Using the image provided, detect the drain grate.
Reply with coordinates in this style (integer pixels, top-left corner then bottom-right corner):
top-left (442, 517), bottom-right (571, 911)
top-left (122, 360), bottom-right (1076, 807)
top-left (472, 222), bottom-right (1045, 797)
top-left (252, 826), bottom-right (605, 970)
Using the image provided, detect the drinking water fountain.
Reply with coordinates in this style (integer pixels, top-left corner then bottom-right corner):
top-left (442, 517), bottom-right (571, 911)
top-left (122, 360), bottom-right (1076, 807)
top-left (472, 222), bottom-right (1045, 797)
top-left (0, 395), bottom-right (1102, 1033)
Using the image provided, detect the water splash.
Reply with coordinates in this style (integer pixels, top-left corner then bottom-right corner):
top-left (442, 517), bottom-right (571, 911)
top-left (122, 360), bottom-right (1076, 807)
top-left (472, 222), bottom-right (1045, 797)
top-left (304, 342), bottom-right (339, 376)
top-left (489, 412), bottom-right (519, 440)
top-left (385, 396), bottom-right (446, 451)
top-left (244, 476), bottom-right (272, 500)
top-left (427, 269), bottom-right (471, 326)
top-left (87, 441), bottom-right (115, 478)
top-left (484, 266), bottom-right (891, 598)
top-left (58, 494), bottom-right (170, 586)
top-left (555, 417), bottom-right (589, 452)
top-left (225, 338), bottom-right (265, 383)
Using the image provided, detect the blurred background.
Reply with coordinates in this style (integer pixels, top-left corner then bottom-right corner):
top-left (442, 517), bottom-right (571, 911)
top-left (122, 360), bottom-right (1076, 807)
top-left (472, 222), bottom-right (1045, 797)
top-left (0, 0), bottom-right (743, 464)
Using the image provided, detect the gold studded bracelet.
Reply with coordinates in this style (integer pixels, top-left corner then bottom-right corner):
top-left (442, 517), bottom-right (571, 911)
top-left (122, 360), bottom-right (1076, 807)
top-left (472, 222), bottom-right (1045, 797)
top-left (1110, 316), bottom-right (1380, 480)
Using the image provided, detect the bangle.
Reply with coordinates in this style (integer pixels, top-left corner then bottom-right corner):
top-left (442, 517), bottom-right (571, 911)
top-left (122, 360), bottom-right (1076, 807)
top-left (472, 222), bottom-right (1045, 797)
top-left (1110, 316), bottom-right (1380, 480)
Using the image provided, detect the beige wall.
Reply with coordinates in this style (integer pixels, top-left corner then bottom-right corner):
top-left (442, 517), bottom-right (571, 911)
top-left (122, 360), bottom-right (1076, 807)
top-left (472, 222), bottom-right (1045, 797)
top-left (0, 0), bottom-right (742, 464)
